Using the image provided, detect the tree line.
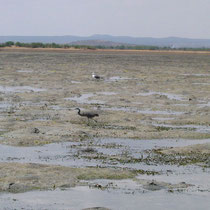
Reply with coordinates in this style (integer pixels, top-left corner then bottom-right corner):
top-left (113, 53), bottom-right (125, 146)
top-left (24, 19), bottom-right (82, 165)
top-left (0, 41), bottom-right (210, 51)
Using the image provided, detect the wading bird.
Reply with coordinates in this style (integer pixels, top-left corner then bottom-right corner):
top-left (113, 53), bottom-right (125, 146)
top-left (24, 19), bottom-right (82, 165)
top-left (75, 108), bottom-right (99, 121)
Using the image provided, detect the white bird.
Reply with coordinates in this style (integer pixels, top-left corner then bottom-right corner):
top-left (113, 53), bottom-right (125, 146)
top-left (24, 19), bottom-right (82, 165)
top-left (92, 72), bottom-right (101, 80)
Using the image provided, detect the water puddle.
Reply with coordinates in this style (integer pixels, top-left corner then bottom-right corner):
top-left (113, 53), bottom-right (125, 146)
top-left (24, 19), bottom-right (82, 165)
top-left (66, 93), bottom-right (185, 115)
top-left (152, 123), bottom-right (210, 134)
top-left (139, 172), bottom-right (210, 192)
top-left (181, 74), bottom-right (210, 77)
top-left (198, 101), bottom-right (210, 108)
top-left (0, 103), bottom-right (13, 111)
top-left (102, 106), bottom-right (137, 113)
top-left (65, 94), bottom-right (105, 105)
top-left (65, 93), bottom-right (106, 105)
top-left (21, 101), bottom-right (48, 106)
top-left (102, 106), bottom-right (184, 116)
top-left (0, 185), bottom-right (209, 210)
top-left (0, 86), bottom-right (46, 93)
top-left (0, 138), bottom-right (210, 209)
top-left (137, 91), bottom-right (186, 101)
top-left (0, 138), bottom-right (209, 171)
top-left (193, 83), bottom-right (210, 86)
top-left (16, 69), bottom-right (33, 73)
top-left (137, 109), bottom-right (185, 115)
top-left (48, 105), bottom-right (67, 110)
top-left (106, 76), bottom-right (133, 82)
top-left (152, 117), bottom-right (175, 121)
top-left (96, 92), bottom-right (117, 96)
top-left (174, 104), bottom-right (189, 107)
top-left (71, 81), bottom-right (81, 84)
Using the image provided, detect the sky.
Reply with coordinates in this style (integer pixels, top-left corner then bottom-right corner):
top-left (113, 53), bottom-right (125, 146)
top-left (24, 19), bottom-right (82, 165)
top-left (0, 0), bottom-right (210, 39)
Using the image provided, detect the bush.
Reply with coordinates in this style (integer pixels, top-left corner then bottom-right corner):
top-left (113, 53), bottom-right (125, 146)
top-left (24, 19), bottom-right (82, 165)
top-left (5, 41), bottom-right (14, 46)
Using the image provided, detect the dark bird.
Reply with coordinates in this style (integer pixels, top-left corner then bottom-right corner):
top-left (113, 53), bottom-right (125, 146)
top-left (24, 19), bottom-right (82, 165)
top-left (75, 108), bottom-right (99, 121)
top-left (92, 72), bottom-right (101, 80)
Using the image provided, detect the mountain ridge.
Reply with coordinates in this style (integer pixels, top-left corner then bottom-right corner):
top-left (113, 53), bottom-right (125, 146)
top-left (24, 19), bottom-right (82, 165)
top-left (1, 35), bottom-right (210, 48)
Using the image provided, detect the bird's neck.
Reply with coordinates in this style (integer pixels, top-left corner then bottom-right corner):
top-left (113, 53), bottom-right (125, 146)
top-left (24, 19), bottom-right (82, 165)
top-left (77, 109), bottom-right (81, 115)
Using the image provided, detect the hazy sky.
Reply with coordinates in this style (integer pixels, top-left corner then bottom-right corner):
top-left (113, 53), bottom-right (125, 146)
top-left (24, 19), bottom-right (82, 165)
top-left (1, 0), bottom-right (210, 38)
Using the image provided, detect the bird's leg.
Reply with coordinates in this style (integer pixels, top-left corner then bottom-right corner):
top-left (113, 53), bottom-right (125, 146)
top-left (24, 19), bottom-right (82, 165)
top-left (92, 118), bottom-right (97, 123)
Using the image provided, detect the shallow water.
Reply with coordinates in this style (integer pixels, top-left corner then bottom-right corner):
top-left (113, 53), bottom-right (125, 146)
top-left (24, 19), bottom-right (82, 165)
top-left (65, 93), bottom-right (105, 104)
top-left (96, 91), bottom-right (117, 95)
top-left (105, 76), bottom-right (133, 82)
top-left (65, 92), bottom-right (116, 105)
top-left (0, 138), bottom-right (209, 172)
top-left (174, 103), bottom-right (190, 107)
top-left (16, 69), bottom-right (33, 73)
top-left (152, 117), bottom-right (175, 121)
top-left (0, 51), bottom-right (210, 209)
top-left (102, 106), bottom-right (185, 116)
top-left (193, 82), bottom-right (210, 86)
top-left (0, 85), bottom-right (46, 93)
top-left (152, 123), bottom-right (210, 134)
top-left (71, 80), bottom-right (81, 84)
top-left (0, 136), bottom-right (209, 210)
top-left (137, 91), bottom-right (186, 101)
top-left (181, 73), bottom-right (210, 77)
top-left (138, 109), bottom-right (185, 115)
top-left (139, 172), bottom-right (210, 191)
top-left (0, 185), bottom-right (209, 210)
top-left (198, 101), bottom-right (210, 108)
top-left (65, 92), bottom-right (186, 116)
top-left (0, 103), bottom-right (13, 111)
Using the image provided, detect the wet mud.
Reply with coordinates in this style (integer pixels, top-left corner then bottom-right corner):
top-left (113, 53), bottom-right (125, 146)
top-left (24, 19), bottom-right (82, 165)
top-left (0, 50), bottom-right (210, 209)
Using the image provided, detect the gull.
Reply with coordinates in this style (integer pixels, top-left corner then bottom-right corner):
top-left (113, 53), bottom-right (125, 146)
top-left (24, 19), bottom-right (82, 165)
top-left (92, 72), bottom-right (101, 80)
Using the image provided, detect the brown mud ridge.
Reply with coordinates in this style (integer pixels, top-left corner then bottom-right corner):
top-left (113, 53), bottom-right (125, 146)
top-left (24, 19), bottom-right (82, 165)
top-left (161, 142), bottom-right (210, 155)
top-left (0, 50), bottom-right (209, 196)
top-left (1, 46), bottom-right (210, 54)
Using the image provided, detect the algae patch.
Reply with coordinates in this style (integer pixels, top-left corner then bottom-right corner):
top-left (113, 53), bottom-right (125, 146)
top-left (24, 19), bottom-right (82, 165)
top-left (0, 162), bottom-right (136, 193)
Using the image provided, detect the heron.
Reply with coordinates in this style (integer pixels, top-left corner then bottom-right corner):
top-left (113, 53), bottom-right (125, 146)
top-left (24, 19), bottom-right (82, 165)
top-left (75, 108), bottom-right (99, 121)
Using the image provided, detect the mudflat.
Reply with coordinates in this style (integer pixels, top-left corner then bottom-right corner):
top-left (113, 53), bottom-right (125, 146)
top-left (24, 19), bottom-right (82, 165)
top-left (0, 50), bottom-right (210, 146)
top-left (0, 49), bottom-right (210, 208)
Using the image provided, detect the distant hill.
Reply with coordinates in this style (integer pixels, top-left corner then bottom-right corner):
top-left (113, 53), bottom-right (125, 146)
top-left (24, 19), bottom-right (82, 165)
top-left (70, 39), bottom-right (135, 47)
top-left (1, 35), bottom-right (210, 48)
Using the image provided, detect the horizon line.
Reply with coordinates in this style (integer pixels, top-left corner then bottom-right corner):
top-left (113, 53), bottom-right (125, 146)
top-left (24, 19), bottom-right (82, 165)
top-left (0, 34), bottom-right (209, 40)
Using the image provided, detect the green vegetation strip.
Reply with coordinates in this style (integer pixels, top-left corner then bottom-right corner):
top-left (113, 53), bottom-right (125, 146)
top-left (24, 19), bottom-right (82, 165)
top-left (1, 41), bottom-right (210, 51)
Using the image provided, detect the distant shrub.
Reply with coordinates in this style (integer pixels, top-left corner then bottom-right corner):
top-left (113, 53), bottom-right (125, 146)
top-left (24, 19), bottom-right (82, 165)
top-left (0, 41), bottom-right (209, 51)
top-left (5, 41), bottom-right (14, 46)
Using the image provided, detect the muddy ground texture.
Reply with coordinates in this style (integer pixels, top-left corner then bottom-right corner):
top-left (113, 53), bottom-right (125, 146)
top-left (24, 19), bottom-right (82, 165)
top-left (0, 50), bottom-right (210, 194)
